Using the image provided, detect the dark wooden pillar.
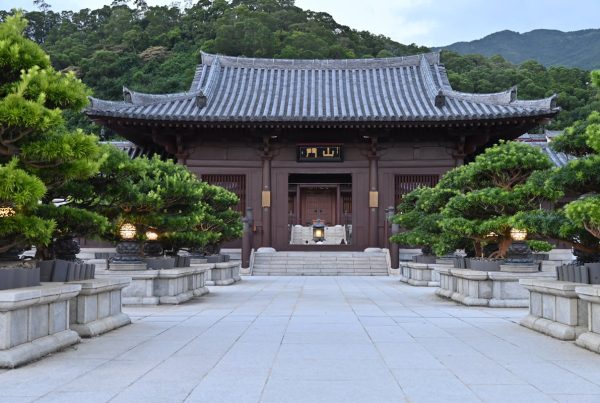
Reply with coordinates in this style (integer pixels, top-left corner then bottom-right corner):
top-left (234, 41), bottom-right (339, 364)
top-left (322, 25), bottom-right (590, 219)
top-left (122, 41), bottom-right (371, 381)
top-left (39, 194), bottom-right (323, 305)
top-left (368, 137), bottom-right (379, 247)
top-left (261, 136), bottom-right (272, 247)
top-left (241, 207), bottom-right (254, 268)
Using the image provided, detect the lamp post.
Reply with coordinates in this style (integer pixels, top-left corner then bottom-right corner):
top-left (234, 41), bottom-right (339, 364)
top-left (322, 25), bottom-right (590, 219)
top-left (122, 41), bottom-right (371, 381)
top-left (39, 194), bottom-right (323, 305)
top-left (505, 228), bottom-right (534, 264)
top-left (113, 222), bottom-right (143, 263)
top-left (312, 219), bottom-right (325, 243)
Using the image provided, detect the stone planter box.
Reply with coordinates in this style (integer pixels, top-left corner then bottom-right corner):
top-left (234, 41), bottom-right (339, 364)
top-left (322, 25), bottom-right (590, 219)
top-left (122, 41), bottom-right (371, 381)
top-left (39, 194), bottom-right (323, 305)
top-left (467, 258), bottom-right (503, 271)
top-left (69, 278), bottom-right (131, 337)
top-left (574, 285), bottom-right (600, 353)
top-left (412, 254), bottom-right (437, 264)
top-left (0, 267), bottom-right (40, 290)
top-left (399, 262), bottom-right (445, 286)
top-left (0, 283), bottom-right (81, 368)
top-left (38, 260), bottom-right (95, 283)
top-left (519, 279), bottom-right (588, 340)
top-left (144, 257), bottom-right (175, 270)
top-left (434, 267), bottom-right (554, 307)
top-left (206, 262), bottom-right (241, 286)
top-left (95, 266), bottom-right (209, 305)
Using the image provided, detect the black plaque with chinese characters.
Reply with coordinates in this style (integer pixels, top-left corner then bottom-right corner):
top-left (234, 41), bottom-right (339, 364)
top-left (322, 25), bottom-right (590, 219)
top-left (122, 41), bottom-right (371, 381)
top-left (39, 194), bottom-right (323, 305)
top-left (297, 144), bottom-right (343, 162)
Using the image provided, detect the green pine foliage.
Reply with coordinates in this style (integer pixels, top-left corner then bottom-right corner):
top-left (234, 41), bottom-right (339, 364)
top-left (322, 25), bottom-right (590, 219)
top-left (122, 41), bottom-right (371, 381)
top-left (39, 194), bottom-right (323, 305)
top-left (65, 144), bottom-right (242, 252)
top-left (392, 141), bottom-right (561, 258)
top-left (512, 70), bottom-right (600, 260)
top-left (0, 14), bottom-right (106, 257)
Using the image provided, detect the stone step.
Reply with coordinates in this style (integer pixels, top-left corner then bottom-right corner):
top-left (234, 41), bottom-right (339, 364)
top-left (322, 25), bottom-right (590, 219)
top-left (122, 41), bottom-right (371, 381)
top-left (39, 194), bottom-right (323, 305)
top-left (251, 251), bottom-right (389, 276)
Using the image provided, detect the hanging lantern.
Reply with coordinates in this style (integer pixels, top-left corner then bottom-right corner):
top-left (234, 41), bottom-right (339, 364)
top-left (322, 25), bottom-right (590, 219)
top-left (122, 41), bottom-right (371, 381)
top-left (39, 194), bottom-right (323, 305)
top-left (145, 229), bottom-right (159, 241)
top-left (119, 223), bottom-right (137, 240)
top-left (510, 228), bottom-right (528, 241)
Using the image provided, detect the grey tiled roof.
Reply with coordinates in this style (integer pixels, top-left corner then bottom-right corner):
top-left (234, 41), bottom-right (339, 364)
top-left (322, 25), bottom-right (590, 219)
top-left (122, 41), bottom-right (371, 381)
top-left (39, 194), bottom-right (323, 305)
top-left (87, 52), bottom-right (559, 124)
top-left (517, 132), bottom-right (574, 167)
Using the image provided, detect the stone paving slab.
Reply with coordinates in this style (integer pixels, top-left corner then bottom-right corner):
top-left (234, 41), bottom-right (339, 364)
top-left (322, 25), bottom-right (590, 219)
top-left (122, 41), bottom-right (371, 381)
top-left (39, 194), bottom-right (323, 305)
top-left (1, 276), bottom-right (600, 402)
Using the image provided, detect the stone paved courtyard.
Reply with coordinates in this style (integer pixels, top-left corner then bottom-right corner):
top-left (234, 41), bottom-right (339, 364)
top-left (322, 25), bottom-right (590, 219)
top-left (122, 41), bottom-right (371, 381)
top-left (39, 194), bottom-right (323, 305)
top-left (1, 276), bottom-right (600, 403)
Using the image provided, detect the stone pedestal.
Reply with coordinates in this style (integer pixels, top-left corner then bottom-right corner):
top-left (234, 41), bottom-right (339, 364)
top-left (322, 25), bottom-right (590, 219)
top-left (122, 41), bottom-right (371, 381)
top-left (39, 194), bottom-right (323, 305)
top-left (69, 278), bottom-right (132, 337)
top-left (206, 262), bottom-right (241, 286)
top-left (574, 285), bottom-right (600, 353)
top-left (434, 268), bottom-right (554, 307)
top-left (0, 283), bottom-right (82, 368)
top-left (399, 262), bottom-right (445, 286)
top-left (95, 266), bottom-right (209, 305)
top-left (519, 279), bottom-right (588, 340)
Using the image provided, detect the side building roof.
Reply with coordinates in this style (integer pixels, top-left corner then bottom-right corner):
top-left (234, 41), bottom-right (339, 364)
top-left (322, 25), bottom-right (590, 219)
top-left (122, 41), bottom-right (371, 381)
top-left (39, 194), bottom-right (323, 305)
top-left (87, 52), bottom-right (559, 125)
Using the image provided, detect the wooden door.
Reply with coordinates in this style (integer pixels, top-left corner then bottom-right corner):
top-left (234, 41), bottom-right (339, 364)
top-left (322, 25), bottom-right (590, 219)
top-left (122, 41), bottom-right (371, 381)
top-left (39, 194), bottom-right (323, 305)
top-left (301, 189), bottom-right (336, 225)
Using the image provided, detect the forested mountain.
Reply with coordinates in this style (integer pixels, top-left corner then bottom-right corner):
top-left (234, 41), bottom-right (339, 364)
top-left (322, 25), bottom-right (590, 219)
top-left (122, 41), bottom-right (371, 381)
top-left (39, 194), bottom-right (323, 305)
top-left (443, 29), bottom-right (600, 70)
top-left (1, 1), bottom-right (598, 136)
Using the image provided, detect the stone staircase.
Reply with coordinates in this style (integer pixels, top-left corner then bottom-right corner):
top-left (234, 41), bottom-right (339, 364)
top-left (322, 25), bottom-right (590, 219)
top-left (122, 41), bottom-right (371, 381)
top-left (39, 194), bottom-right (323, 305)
top-left (252, 251), bottom-right (389, 276)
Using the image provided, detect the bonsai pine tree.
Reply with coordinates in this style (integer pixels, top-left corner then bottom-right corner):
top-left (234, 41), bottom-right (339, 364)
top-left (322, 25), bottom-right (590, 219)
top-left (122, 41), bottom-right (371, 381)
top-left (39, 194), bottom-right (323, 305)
top-left (65, 145), bottom-right (242, 255)
top-left (524, 69), bottom-right (600, 261)
top-left (437, 141), bottom-right (559, 258)
top-left (0, 14), bottom-right (106, 259)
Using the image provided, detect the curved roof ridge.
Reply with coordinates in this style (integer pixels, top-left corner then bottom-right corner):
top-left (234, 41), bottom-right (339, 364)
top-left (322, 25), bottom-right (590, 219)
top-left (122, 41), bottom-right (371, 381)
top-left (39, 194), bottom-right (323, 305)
top-left (511, 94), bottom-right (559, 110)
top-left (88, 97), bottom-right (131, 111)
top-left (199, 50), bottom-right (440, 69)
top-left (419, 55), bottom-right (441, 100)
top-left (201, 56), bottom-right (222, 100)
top-left (443, 86), bottom-right (518, 105)
top-left (122, 87), bottom-right (197, 105)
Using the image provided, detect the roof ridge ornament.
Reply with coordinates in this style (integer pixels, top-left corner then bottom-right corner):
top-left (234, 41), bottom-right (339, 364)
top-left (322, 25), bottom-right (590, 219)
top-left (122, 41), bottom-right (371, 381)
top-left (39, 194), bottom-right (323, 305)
top-left (195, 91), bottom-right (207, 109)
top-left (123, 87), bottom-right (132, 103)
top-left (435, 90), bottom-right (446, 108)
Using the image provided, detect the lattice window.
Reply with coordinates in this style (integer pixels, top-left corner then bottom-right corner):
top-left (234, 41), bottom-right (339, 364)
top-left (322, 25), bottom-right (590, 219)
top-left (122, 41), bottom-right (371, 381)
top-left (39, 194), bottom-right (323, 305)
top-left (394, 174), bottom-right (439, 208)
top-left (201, 174), bottom-right (246, 213)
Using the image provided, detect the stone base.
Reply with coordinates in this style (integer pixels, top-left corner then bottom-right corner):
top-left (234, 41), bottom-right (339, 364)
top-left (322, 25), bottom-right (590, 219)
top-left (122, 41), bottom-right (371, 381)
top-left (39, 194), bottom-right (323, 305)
top-left (95, 265), bottom-right (210, 305)
top-left (433, 267), bottom-right (553, 308)
top-left (69, 278), bottom-right (132, 338)
top-left (399, 263), bottom-right (444, 287)
top-left (575, 332), bottom-right (600, 353)
top-left (521, 315), bottom-right (586, 340)
top-left (206, 262), bottom-right (241, 286)
top-left (574, 285), bottom-right (600, 354)
top-left (519, 279), bottom-right (588, 341)
top-left (71, 314), bottom-right (131, 338)
top-left (0, 329), bottom-right (80, 369)
top-left (0, 283), bottom-right (82, 368)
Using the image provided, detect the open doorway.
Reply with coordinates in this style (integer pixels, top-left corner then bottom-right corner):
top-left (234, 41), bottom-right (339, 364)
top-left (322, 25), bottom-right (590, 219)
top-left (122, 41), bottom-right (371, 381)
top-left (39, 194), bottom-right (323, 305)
top-left (288, 174), bottom-right (352, 245)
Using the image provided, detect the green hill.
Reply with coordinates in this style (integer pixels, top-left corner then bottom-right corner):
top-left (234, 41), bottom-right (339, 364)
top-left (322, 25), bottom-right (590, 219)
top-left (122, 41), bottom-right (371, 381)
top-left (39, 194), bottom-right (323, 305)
top-left (443, 29), bottom-right (600, 70)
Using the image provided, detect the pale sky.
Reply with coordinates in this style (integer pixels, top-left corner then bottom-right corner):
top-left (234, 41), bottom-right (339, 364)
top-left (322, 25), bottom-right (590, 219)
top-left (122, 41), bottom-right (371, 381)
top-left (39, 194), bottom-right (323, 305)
top-left (4, 0), bottom-right (600, 46)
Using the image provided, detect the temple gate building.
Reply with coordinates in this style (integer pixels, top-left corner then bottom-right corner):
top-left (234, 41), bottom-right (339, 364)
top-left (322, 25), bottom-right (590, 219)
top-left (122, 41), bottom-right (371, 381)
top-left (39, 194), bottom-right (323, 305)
top-left (87, 52), bottom-right (558, 255)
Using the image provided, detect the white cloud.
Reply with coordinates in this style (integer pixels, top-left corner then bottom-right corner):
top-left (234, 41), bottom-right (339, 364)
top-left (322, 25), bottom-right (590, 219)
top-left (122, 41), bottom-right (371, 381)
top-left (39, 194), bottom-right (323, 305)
top-left (296, 0), bottom-right (437, 44)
